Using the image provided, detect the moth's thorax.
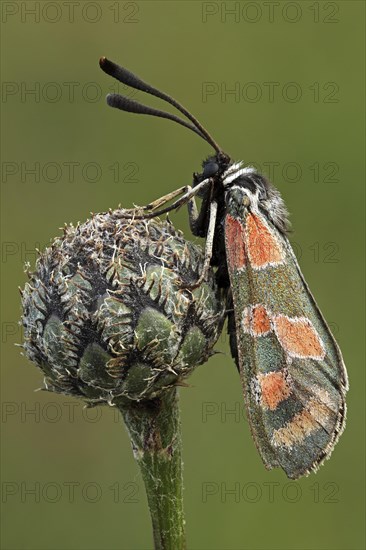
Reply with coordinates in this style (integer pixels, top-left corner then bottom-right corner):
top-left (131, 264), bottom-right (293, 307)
top-left (223, 161), bottom-right (262, 218)
top-left (222, 161), bottom-right (258, 187)
top-left (222, 161), bottom-right (291, 234)
top-left (193, 157), bottom-right (290, 234)
top-left (225, 184), bottom-right (260, 219)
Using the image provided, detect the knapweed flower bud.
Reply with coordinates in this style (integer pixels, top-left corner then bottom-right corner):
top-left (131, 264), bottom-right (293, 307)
top-left (21, 210), bottom-right (224, 405)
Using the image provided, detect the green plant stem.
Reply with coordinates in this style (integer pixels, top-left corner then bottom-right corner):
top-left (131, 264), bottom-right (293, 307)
top-left (117, 388), bottom-right (186, 550)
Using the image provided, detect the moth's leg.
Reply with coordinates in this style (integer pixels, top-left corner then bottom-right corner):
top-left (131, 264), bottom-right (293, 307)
top-left (187, 176), bottom-right (214, 236)
top-left (188, 191), bottom-right (213, 237)
top-left (185, 186), bottom-right (200, 234)
top-left (198, 200), bottom-right (218, 282)
top-left (144, 186), bottom-right (187, 211)
top-left (184, 200), bottom-right (218, 289)
top-left (118, 178), bottom-right (212, 220)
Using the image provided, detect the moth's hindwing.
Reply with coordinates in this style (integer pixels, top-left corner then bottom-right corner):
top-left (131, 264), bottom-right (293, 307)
top-left (224, 210), bottom-right (348, 479)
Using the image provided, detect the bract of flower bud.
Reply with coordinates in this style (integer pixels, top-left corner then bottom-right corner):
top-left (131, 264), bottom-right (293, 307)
top-left (21, 210), bottom-right (225, 405)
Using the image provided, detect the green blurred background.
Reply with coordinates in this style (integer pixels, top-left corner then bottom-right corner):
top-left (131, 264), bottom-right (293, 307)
top-left (1, 1), bottom-right (365, 549)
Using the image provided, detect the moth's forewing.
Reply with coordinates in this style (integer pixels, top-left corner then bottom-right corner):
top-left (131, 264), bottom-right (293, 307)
top-left (225, 210), bottom-right (348, 479)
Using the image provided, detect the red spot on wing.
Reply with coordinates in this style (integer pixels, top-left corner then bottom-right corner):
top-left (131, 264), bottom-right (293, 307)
top-left (258, 371), bottom-right (291, 410)
top-left (225, 214), bottom-right (246, 269)
top-left (273, 315), bottom-right (325, 359)
top-left (252, 305), bottom-right (271, 335)
top-left (246, 213), bottom-right (285, 268)
top-left (243, 305), bottom-right (271, 335)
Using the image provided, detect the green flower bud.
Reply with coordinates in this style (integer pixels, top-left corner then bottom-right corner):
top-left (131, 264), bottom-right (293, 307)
top-left (21, 210), bottom-right (225, 405)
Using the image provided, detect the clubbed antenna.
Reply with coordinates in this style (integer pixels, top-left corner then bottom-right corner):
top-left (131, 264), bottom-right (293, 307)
top-left (99, 56), bottom-right (224, 154)
top-left (106, 94), bottom-right (208, 141)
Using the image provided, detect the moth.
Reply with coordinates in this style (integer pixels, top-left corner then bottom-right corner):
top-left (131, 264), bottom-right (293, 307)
top-left (100, 57), bottom-right (348, 479)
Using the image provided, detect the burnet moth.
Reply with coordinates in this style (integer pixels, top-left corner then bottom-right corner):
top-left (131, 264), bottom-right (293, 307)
top-left (99, 57), bottom-right (348, 479)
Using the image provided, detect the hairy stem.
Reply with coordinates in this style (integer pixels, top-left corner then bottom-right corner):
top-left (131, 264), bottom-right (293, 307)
top-left (117, 388), bottom-right (186, 550)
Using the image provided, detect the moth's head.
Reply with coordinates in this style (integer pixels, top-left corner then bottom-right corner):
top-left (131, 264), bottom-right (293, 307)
top-left (223, 163), bottom-right (291, 234)
top-left (193, 153), bottom-right (231, 194)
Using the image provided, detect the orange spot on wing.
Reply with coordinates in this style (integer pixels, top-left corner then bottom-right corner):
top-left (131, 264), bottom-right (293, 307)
top-left (246, 213), bottom-right (284, 268)
top-left (274, 316), bottom-right (325, 359)
top-left (242, 305), bottom-right (271, 335)
top-left (252, 305), bottom-right (271, 335)
top-left (258, 371), bottom-right (291, 410)
top-left (225, 214), bottom-right (246, 269)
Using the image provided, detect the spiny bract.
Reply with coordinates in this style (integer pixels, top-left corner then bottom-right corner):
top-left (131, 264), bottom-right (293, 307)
top-left (21, 210), bottom-right (225, 405)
